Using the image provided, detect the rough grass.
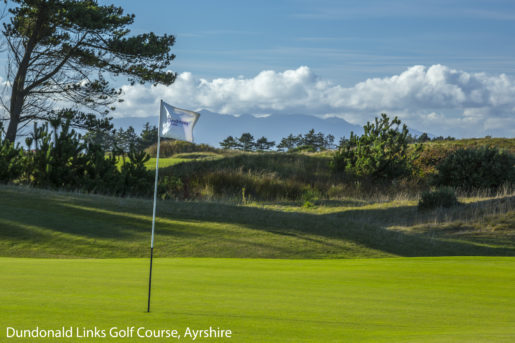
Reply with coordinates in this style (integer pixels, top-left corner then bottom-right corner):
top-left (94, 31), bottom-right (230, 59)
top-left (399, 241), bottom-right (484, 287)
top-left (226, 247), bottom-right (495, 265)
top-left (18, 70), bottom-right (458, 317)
top-left (1, 257), bottom-right (514, 343)
top-left (145, 139), bottom-right (218, 157)
top-left (1, 185), bottom-right (513, 259)
top-left (144, 152), bottom-right (224, 170)
top-left (425, 137), bottom-right (515, 153)
top-left (150, 138), bottom-right (514, 202)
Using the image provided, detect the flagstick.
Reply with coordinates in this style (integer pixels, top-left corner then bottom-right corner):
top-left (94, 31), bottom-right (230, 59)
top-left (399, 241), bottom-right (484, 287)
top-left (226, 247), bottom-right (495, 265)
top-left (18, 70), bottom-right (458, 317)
top-left (147, 100), bottom-right (162, 313)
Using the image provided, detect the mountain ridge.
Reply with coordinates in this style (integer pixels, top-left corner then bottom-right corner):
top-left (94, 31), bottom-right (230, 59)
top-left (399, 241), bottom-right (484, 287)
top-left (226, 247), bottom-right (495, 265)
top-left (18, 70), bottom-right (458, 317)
top-left (113, 110), bottom-right (364, 147)
top-left (112, 110), bottom-right (431, 147)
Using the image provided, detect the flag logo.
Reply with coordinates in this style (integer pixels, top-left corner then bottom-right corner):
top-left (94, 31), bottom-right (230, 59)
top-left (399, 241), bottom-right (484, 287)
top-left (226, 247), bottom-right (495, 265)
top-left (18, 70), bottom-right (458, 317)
top-left (160, 101), bottom-right (200, 142)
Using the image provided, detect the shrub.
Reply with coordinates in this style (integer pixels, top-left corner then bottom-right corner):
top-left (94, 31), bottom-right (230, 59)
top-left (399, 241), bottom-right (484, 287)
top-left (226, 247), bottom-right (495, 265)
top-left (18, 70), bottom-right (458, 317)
top-left (302, 189), bottom-right (319, 208)
top-left (0, 138), bottom-right (24, 183)
top-left (434, 147), bottom-right (515, 191)
top-left (160, 176), bottom-right (185, 199)
top-left (331, 114), bottom-right (419, 181)
top-left (418, 187), bottom-right (458, 210)
top-left (412, 144), bottom-right (458, 178)
top-left (119, 149), bottom-right (154, 197)
top-left (21, 115), bottom-right (155, 197)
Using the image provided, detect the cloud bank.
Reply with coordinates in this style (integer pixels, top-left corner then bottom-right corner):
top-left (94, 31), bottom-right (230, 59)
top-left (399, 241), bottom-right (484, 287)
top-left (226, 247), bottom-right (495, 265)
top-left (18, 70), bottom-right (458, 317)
top-left (117, 65), bottom-right (515, 137)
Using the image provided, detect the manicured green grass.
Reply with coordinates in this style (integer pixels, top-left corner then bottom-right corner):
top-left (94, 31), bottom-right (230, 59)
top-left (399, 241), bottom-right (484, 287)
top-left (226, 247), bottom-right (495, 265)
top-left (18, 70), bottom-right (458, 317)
top-left (1, 185), bottom-right (513, 259)
top-left (1, 257), bottom-right (514, 342)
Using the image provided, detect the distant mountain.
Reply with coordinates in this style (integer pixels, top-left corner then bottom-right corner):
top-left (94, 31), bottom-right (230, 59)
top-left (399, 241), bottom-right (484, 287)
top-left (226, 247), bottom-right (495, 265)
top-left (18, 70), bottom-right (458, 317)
top-left (113, 110), bottom-right (364, 147)
top-left (112, 110), bottom-right (434, 147)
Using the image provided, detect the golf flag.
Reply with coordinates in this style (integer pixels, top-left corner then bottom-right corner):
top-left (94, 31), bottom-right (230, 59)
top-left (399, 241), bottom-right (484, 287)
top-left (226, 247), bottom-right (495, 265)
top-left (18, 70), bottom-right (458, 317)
top-left (160, 102), bottom-right (200, 142)
top-left (148, 100), bottom-right (201, 312)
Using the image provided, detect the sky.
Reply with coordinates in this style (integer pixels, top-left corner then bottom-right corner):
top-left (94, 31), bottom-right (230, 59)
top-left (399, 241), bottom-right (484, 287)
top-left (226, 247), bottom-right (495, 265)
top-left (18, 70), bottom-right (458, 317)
top-left (13, 1), bottom-right (515, 137)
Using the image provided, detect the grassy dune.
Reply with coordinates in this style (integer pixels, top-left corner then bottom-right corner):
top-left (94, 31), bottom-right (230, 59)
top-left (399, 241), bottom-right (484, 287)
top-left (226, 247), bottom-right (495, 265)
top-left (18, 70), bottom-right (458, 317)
top-left (1, 257), bottom-right (514, 343)
top-left (1, 185), bottom-right (513, 259)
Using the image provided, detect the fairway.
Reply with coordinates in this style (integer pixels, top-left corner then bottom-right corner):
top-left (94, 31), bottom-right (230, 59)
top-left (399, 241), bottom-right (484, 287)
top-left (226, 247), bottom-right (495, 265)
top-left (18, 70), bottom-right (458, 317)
top-left (1, 257), bottom-right (514, 343)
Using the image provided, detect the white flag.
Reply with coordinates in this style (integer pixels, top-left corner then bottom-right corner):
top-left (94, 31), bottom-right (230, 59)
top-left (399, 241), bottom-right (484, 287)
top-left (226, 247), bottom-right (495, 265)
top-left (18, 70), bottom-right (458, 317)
top-left (160, 101), bottom-right (200, 142)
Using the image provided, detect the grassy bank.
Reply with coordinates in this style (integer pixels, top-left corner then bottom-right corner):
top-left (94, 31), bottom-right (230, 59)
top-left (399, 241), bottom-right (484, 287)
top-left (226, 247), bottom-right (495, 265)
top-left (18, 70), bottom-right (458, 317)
top-left (1, 185), bottom-right (513, 258)
top-left (1, 257), bottom-right (514, 342)
top-left (140, 138), bottom-right (515, 202)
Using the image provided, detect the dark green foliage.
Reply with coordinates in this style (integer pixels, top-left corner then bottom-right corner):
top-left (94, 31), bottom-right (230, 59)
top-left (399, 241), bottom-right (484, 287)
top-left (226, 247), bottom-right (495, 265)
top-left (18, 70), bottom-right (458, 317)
top-left (85, 122), bottom-right (157, 154)
top-left (83, 128), bottom-right (117, 153)
top-left (0, 123), bottom-right (24, 183)
top-left (8, 113), bottom-right (154, 196)
top-left (432, 136), bottom-right (456, 141)
top-left (277, 134), bottom-right (302, 152)
top-left (418, 187), bottom-right (458, 210)
top-left (331, 114), bottom-right (419, 181)
top-left (255, 136), bottom-right (275, 151)
top-left (139, 122), bottom-right (158, 150)
top-left (434, 147), bottom-right (515, 191)
top-left (277, 130), bottom-right (335, 152)
top-left (238, 133), bottom-right (256, 151)
top-left (218, 132), bottom-right (257, 151)
top-left (115, 126), bottom-right (140, 153)
top-left (220, 129), bottom-right (334, 152)
top-left (220, 136), bottom-right (241, 150)
top-left (417, 133), bottom-right (431, 143)
top-left (301, 129), bottom-right (334, 151)
top-left (119, 150), bottom-right (153, 196)
top-left (29, 119), bottom-right (85, 189)
top-left (81, 142), bottom-right (121, 194)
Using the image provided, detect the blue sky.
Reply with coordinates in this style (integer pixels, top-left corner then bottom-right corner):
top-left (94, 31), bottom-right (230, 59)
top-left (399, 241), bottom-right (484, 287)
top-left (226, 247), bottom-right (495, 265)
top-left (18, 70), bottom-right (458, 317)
top-left (116, 0), bottom-right (515, 84)
top-left (26, 1), bottom-right (512, 137)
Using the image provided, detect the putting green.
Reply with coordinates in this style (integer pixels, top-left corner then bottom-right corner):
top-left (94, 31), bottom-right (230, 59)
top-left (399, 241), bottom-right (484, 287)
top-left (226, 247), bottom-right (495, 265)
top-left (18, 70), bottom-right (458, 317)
top-left (1, 257), bottom-right (514, 342)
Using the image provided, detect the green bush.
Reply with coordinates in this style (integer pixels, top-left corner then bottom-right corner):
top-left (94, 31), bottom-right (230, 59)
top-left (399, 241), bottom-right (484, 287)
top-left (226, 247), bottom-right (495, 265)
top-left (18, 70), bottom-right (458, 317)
top-left (434, 147), bottom-right (515, 191)
top-left (418, 187), bottom-right (458, 210)
top-left (0, 136), bottom-right (24, 183)
top-left (120, 150), bottom-right (153, 197)
top-left (331, 114), bottom-right (419, 181)
top-left (19, 114), bottom-right (154, 197)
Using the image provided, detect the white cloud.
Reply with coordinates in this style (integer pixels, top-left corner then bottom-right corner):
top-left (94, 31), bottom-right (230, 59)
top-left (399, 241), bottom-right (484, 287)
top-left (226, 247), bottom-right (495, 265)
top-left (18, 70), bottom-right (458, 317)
top-left (115, 65), bottom-right (515, 137)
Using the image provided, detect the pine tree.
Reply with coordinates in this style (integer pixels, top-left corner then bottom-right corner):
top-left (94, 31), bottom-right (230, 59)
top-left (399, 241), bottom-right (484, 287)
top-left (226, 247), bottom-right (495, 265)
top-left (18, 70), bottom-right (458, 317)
top-left (3, 0), bottom-right (176, 142)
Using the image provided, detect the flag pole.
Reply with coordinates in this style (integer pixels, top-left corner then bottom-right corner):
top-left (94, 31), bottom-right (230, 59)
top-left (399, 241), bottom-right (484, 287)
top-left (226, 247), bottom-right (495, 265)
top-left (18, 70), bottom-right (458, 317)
top-left (147, 99), bottom-right (162, 313)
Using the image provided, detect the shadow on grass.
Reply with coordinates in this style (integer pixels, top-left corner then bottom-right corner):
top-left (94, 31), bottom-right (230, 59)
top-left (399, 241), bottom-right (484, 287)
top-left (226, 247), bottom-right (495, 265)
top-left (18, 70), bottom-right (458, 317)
top-left (0, 192), bottom-right (201, 240)
top-left (151, 197), bottom-right (515, 257)
top-left (1, 186), bottom-right (513, 258)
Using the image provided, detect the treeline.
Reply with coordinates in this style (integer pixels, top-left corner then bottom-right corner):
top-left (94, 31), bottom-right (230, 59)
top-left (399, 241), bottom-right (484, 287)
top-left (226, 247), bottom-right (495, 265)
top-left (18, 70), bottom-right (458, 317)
top-left (220, 129), bottom-right (335, 152)
top-left (220, 129), bottom-right (453, 152)
top-left (407, 132), bottom-right (456, 143)
top-left (84, 122), bottom-right (158, 153)
top-left (0, 111), bottom-right (156, 196)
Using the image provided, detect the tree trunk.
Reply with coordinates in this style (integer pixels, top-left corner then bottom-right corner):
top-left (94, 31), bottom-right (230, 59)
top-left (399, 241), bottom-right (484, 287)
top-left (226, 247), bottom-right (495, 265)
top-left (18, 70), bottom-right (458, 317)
top-left (5, 91), bottom-right (24, 142)
top-left (4, 5), bottom-right (46, 143)
top-left (5, 115), bottom-right (19, 143)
